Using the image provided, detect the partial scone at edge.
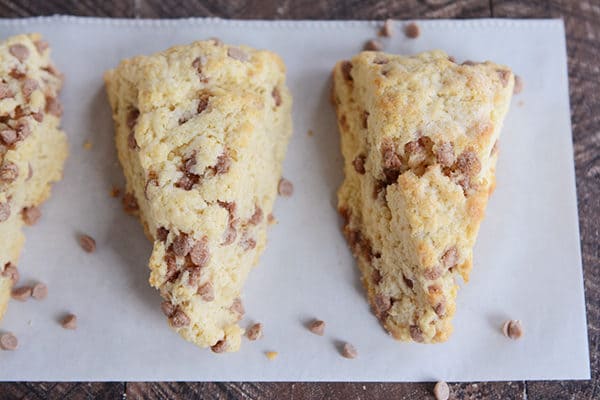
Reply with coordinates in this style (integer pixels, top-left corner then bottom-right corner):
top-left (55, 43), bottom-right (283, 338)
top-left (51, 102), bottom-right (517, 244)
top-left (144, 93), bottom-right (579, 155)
top-left (0, 33), bottom-right (68, 322)
top-left (104, 39), bottom-right (292, 352)
top-left (333, 50), bottom-right (513, 343)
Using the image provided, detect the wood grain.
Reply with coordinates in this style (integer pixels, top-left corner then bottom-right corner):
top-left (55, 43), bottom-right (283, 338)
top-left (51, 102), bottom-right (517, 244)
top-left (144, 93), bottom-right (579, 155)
top-left (0, 0), bottom-right (597, 399)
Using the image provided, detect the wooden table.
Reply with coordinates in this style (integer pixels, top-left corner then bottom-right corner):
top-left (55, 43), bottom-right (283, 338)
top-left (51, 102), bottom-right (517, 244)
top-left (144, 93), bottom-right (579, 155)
top-left (0, 1), bottom-right (597, 398)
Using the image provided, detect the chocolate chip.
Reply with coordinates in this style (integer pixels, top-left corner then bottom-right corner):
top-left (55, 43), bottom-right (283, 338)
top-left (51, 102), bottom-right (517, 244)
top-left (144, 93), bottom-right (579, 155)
top-left (227, 47), bottom-right (249, 62)
top-left (353, 154), bottom-right (366, 174)
top-left (161, 301), bottom-right (175, 317)
top-left (0, 129), bottom-right (17, 146)
top-left (172, 233), bottom-right (192, 257)
top-left (379, 19), bottom-right (393, 37)
top-left (156, 227), bottom-right (169, 242)
top-left (197, 282), bottom-right (215, 301)
top-left (433, 381), bottom-right (450, 400)
top-left (189, 236), bottom-right (209, 267)
top-left (341, 342), bottom-right (357, 359)
top-left (410, 325), bottom-right (424, 342)
top-left (61, 314), bottom-right (77, 330)
top-left (278, 178), bottom-right (293, 197)
top-left (211, 339), bottom-right (227, 353)
top-left (45, 97), bottom-right (63, 117)
top-left (78, 234), bottom-right (96, 253)
top-left (308, 319), bottom-right (325, 336)
top-left (364, 39), bottom-right (382, 51)
top-left (271, 87), bottom-right (282, 106)
top-left (0, 332), bottom-right (18, 350)
top-left (170, 308), bottom-right (190, 327)
top-left (122, 192), bottom-right (139, 214)
top-left (9, 44), bottom-right (29, 62)
top-left (11, 286), bottom-right (31, 301)
top-left (21, 206), bottom-right (41, 226)
top-left (341, 61), bottom-right (353, 82)
top-left (31, 282), bottom-right (48, 300)
top-left (34, 40), bottom-right (49, 54)
top-left (405, 22), bottom-right (420, 39)
top-left (0, 202), bottom-right (11, 222)
top-left (0, 162), bottom-right (18, 183)
top-left (246, 323), bottom-right (263, 341)
top-left (502, 320), bottom-right (524, 340)
top-left (249, 204), bottom-right (263, 225)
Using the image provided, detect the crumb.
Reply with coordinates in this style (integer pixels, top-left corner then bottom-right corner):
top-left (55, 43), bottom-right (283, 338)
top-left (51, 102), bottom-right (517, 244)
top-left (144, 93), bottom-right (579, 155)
top-left (110, 186), bottom-right (121, 198)
top-left (0, 332), bottom-right (18, 350)
top-left (265, 351), bottom-right (278, 360)
top-left (307, 129), bottom-right (314, 137)
top-left (278, 178), bottom-right (293, 197)
top-left (246, 323), bottom-right (263, 341)
top-left (78, 234), bottom-right (96, 253)
top-left (308, 319), bottom-right (325, 336)
top-left (518, 100), bottom-right (524, 107)
top-left (379, 19), bottom-right (393, 37)
top-left (502, 319), bottom-right (523, 340)
top-left (21, 206), bottom-right (41, 226)
top-left (31, 283), bottom-right (48, 300)
top-left (61, 314), bottom-right (77, 330)
top-left (514, 75), bottom-right (524, 94)
top-left (11, 286), bottom-right (32, 301)
top-left (83, 141), bottom-right (92, 150)
top-left (267, 213), bottom-right (276, 225)
top-left (364, 39), bottom-right (383, 51)
top-left (405, 22), bottom-right (420, 39)
top-left (433, 381), bottom-right (450, 400)
top-left (341, 342), bottom-right (357, 359)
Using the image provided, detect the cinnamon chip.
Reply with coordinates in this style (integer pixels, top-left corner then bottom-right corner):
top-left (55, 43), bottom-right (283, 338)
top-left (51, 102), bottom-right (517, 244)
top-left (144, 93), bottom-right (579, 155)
top-left (435, 142), bottom-right (455, 168)
top-left (160, 301), bottom-right (175, 317)
top-left (156, 227), bottom-right (169, 242)
top-left (308, 319), bottom-right (325, 336)
top-left (11, 286), bottom-right (31, 301)
top-left (197, 93), bottom-right (210, 114)
top-left (0, 162), bottom-right (18, 183)
top-left (457, 150), bottom-right (482, 177)
top-left (170, 308), bottom-right (191, 328)
top-left (9, 44), bottom-right (29, 62)
top-left (249, 204), bottom-right (263, 225)
top-left (441, 246), bottom-right (458, 270)
top-left (45, 97), bottom-right (63, 117)
top-left (433, 381), bottom-right (450, 400)
top-left (122, 192), bottom-right (139, 214)
top-left (0, 202), bottom-right (11, 222)
top-left (1, 263), bottom-right (19, 284)
top-left (410, 325), bottom-right (425, 343)
top-left (21, 206), bottom-right (41, 226)
top-left (0, 83), bottom-right (13, 100)
top-left (189, 236), bottom-right (210, 267)
top-left (405, 22), bottom-right (420, 39)
top-left (0, 129), bottom-right (17, 146)
top-left (78, 234), bottom-right (96, 253)
top-left (341, 61), bottom-right (353, 82)
top-left (197, 282), bottom-right (215, 302)
top-left (214, 151), bottom-right (231, 175)
top-left (502, 320), bottom-right (524, 340)
top-left (341, 342), bottom-right (357, 359)
top-left (353, 154), bottom-right (366, 174)
top-left (364, 39), bottom-right (382, 51)
top-left (22, 78), bottom-right (38, 98)
top-left (171, 233), bottom-right (192, 257)
top-left (246, 323), bottom-right (263, 341)
top-left (61, 314), bottom-right (77, 330)
top-left (278, 178), bottom-right (293, 197)
top-left (34, 40), bottom-right (49, 54)
top-left (230, 297), bottom-right (245, 319)
top-left (0, 332), bottom-right (18, 350)
top-left (211, 339), bottom-right (227, 353)
top-left (272, 87), bottom-right (282, 106)
top-left (31, 283), bottom-right (48, 300)
top-left (227, 47), bottom-right (249, 62)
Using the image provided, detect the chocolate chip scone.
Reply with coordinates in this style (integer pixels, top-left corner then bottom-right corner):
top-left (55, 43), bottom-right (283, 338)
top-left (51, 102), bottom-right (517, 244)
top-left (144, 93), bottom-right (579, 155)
top-left (104, 40), bottom-right (292, 352)
top-left (332, 50), bottom-right (513, 343)
top-left (0, 34), bottom-right (68, 322)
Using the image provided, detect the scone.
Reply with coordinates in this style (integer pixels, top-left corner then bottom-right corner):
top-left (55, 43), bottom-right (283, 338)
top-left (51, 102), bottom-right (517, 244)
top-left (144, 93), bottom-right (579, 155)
top-left (332, 50), bottom-right (513, 343)
top-left (104, 40), bottom-right (292, 352)
top-left (0, 34), bottom-right (68, 322)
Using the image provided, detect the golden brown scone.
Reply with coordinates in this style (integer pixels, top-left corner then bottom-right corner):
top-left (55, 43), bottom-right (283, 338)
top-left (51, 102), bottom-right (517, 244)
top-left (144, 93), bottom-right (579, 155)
top-left (104, 39), bottom-right (292, 352)
top-left (0, 34), bottom-right (68, 322)
top-left (332, 50), bottom-right (513, 343)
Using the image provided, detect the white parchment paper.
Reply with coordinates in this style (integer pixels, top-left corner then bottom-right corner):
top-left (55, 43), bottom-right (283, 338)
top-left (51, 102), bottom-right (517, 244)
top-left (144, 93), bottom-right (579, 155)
top-left (0, 17), bottom-right (589, 382)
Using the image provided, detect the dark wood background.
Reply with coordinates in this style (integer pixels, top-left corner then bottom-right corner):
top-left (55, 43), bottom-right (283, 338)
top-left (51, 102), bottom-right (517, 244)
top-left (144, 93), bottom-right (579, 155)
top-left (0, 0), bottom-right (597, 399)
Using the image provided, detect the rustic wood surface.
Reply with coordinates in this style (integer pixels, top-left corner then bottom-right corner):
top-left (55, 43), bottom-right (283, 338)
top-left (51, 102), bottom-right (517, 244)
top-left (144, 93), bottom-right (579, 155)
top-left (0, 0), bottom-right (597, 399)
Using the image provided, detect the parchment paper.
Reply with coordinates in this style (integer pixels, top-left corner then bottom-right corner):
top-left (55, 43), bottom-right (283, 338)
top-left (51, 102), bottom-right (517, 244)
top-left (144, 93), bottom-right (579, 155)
top-left (0, 17), bottom-right (589, 382)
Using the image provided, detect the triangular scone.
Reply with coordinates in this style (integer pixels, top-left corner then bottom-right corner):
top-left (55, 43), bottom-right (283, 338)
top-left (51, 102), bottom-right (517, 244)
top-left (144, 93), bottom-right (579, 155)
top-left (332, 50), bottom-right (513, 343)
top-left (0, 34), bottom-right (68, 322)
top-left (104, 40), bottom-right (292, 352)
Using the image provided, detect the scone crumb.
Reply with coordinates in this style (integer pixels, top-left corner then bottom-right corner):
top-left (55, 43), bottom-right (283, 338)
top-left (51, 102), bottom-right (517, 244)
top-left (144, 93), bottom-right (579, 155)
top-left (61, 314), bottom-right (77, 330)
top-left (83, 141), bottom-right (92, 150)
top-left (110, 186), bottom-right (121, 198)
top-left (0, 332), bottom-right (18, 350)
top-left (307, 129), bottom-right (314, 137)
top-left (267, 213), bottom-right (276, 225)
top-left (78, 234), bottom-right (96, 253)
top-left (341, 342), bottom-right (357, 359)
top-left (514, 75), bottom-right (524, 94)
top-left (246, 323), bottom-right (263, 341)
top-left (265, 351), bottom-right (278, 360)
top-left (364, 39), bottom-right (383, 51)
top-left (278, 178), bottom-right (294, 197)
top-left (31, 283), bottom-right (48, 300)
top-left (433, 381), bottom-right (450, 400)
top-left (308, 319), bottom-right (325, 336)
top-left (21, 206), bottom-right (41, 226)
top-left (11, 286), bottom-right (32, 301)
top-left (405, 22), bottom-right (420, 39)
top-left (502, 320), bottom-right (524, 340)
top-left (122, 192), bottom-right (139, 214)
top-left (379, 19), bottom-right (393, 37)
